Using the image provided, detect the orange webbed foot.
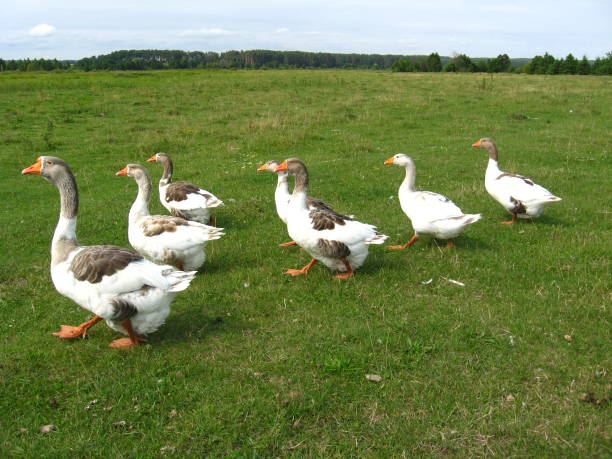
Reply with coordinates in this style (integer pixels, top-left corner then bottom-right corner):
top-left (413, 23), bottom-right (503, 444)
top-left (500, 221), bottom-right (515, 225)
top-left (284, 268), bottom-right (308, 277)
top-left (388, 244), bottom-right (409, 250)
top-left (279, 241), bottom-right (298, 247)
top-left (109, 337), bottom-right (146, 349)
top-left (334, 272), bottom-right (355, 280)
top-left (53, 325), bottom-right (87, 339)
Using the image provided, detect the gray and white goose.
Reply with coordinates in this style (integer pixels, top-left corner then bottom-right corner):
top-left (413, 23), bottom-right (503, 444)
top-left (274, 158), bottom-right (388, 279)
top-left (472, 138), bottom-right (562, 224)
top-left (257, 159), bottom-right (345, 247)
top-left (147, 152), bottom-right (223, 226)
top-left (22, 156), bottom-right (196, 348)
top-left (116, 164), bottom-right (224, 271)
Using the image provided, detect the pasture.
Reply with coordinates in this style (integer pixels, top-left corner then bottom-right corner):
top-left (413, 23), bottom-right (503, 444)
top-left (0, 69), bottom-right (610, 456)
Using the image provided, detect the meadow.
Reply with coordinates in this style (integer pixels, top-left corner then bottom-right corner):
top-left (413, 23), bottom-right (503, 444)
top-left (0, 69), bottom-right (610, 456)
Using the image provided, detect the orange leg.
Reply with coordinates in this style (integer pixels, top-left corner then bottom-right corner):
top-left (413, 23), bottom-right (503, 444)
top-left (285, 258), bottom-right (318, 277)
top-left (109, 320), bottom-right (146, 349)
top-left (501, 214), bottom-right (518, 225)
top-left (53, 315), bottom-right (103, 339)
top-left (176, 262), bottom-right (185, 271)
top-left (209, 216), bottom-right (217, 227)
top-left (389, 234), bottom-right (419, 250)
top-left (279, 240), bottom-right (298, 247)
top-left (446, 239), bottom-right (455, 249)
top-left (334, 258), bottom-right (355, 279)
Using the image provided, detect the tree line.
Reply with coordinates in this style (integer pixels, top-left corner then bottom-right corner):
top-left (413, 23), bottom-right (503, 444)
top-left (0, 49), bottom-right (610, 75)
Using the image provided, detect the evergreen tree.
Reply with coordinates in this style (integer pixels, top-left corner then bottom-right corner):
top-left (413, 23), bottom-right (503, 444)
top-left (577, 56), bottom-right (591, 75)
top-left (561, 53), bottom-right (578, 74)
top-left (426, 52), bottom-right (442, 72)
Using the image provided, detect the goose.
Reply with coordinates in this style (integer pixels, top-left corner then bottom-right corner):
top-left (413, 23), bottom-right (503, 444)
top-left (274, 158), bottom-right (387, 279)
top-left (116, 164), bottom-right (224, 271)
top-left (22, 156), bottom-right (197, 348)
top-left (257, 159), bottom-right (343, 247)
top-left (384, 154), bottom-right (481, 249)
top-left (472, 138), bottom-right (562, 224)
top-left (146, 152), bottom-right (223, 226)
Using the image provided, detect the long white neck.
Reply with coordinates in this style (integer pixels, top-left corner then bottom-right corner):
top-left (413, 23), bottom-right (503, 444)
top-left (129, 175), bottom-right (152, 220)
top-left (274, 172), bottom-right (291, 221)
top-left (400, 161), bottom-right (417, 193)
top-left (276, 171), bottom-right (289, 191)
top-left (485, 158), bottom-right (502, 182)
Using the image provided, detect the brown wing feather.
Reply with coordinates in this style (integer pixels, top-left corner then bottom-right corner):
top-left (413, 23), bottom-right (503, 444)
top-left (316, 239), bottom-right (350, 258)
top-left (307, 197), bottom-right (352, 219)
top-left (70, 245), bottom-right (143, 284)
top-left (309, 208), bottom-right (353, 231)
top-left (141, 216), bottom-right (189, 237)
top-left (166, 181), bottom-right (205, 202)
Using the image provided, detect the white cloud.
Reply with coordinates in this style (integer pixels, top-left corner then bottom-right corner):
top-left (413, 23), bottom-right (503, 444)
top-left (179, 28), bottom-right (236, 37)
top-left (29, 24), bottom-right (56, 37)
top-left (275, 27), bottom-right (290, 33)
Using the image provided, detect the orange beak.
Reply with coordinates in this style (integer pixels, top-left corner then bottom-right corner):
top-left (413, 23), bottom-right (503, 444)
top-left (22, 158), bottom-right (42, 175)
top-left (384, 157), bottom-right (395, 165)
top-left (472, 140), bottom-right (481, 147)
top-left (146, 155), bottom-right (157, 162)
top-left (257, 164), bottom-right (268, 172)
top-left (116, 166), bottom-right (129, 176)
top-left (274, 160), bottom-right (288, 173)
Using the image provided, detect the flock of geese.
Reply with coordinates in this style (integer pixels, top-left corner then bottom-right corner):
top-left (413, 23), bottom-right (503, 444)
top-left (21, 138), bottom-right (562, 348)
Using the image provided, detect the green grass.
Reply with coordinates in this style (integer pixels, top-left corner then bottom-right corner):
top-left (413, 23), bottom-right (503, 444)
top-left (0, 69), bottom-right (610, 457)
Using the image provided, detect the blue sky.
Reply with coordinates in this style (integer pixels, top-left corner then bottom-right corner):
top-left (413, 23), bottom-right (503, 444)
top-left (1, 0), bottom-right (610, 60)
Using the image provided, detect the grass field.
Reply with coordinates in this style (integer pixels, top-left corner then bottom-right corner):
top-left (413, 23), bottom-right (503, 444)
top-left (0, 69), bottom-right (610, 457)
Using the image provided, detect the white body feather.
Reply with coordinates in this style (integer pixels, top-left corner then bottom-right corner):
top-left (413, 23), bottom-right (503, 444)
top-left (160, 183), bottom-right (223, 224)
top-left (128, 178), bottom-right (224, 271)
top-left (485, 159), bottom-right (562, 218)
top-left (287, 191), bottom-right (387, 272)
top-left (390, 154), bottom-right (481, 240)
top-left (398, 189), bottom-right (481, 239)
top-left (51, 247), bottom-right (195, 335)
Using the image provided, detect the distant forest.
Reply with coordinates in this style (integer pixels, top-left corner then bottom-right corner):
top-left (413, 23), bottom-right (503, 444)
top-left (1, 49), bottom-right (611, 75)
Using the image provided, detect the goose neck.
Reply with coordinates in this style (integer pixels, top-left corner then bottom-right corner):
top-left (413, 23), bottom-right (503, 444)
top-left (160, 156), bottom-right (173, 185)
top-left (130, 173), bottom-right (152, 219)
top-left (400, 162), bottom-right (416, 192)
top-left (51, 169), bottom-right (79, 264)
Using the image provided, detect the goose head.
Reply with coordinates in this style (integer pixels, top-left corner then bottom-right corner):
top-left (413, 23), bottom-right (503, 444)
top-left (273, 158), bottom-right (306, 175)
top-left (116, 163), bottom-right (151, 182)
top-left (472, 137), bottom-right (498, 160)
top-left (22, 156), bottom-right (72, 183)
top-left (146, 152), bottom-right (170, 164)
top-left (257, 160), bottom-right (281, 173)
top-left (384, 153), bottom-right (415, 168)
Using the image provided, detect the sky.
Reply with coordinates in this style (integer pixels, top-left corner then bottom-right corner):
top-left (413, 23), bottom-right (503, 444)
top-left (1, 0), bottom-right (610, 60)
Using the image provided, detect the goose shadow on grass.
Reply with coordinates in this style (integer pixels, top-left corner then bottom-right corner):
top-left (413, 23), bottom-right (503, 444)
top-left (380, 234), bottom-right (494, 252)
top-left (153, 307), bottom-right (252, 346)
top-left (484, 213), bottom-right (565, 227)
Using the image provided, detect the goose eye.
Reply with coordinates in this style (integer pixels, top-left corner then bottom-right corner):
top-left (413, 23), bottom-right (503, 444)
top-left (46, 160), bottom-right (53, 165)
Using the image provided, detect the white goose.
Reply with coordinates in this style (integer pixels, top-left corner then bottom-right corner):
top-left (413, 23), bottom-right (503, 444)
top-left (384, 154), bottom-right (481, 249)
top-left (147, 152), bottom-right (223, 226)
top-left (116, 164), bottom-right (224, 271)
top-left (257, 159), bottom-right (343, 247)
top-left (472, 138), bottom-right (562, 224)
top-left (22, 156), bottom-right (196, 348)
top-left (274, 158), bottom-right (387, 279)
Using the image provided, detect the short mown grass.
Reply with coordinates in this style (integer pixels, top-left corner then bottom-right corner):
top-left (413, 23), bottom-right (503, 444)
top-left (0, 70), bottom-right (610, 456)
